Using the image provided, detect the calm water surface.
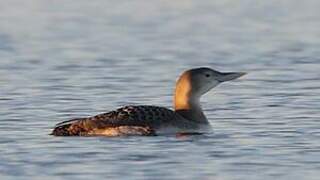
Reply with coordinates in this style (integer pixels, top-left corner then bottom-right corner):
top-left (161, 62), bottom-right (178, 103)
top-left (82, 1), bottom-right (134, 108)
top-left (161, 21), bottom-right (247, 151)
top-left (1, 0), bottom-right (320, 179)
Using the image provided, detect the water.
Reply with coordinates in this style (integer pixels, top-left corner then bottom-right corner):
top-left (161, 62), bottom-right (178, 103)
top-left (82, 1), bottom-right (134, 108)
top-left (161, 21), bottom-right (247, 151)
top-left (1, 0), bottom-right (320, 179)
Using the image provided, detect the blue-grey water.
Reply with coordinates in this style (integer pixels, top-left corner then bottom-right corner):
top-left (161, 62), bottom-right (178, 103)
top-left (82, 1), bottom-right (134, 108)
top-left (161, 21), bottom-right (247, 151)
top-left (1, 0), bottom-right (320, 179)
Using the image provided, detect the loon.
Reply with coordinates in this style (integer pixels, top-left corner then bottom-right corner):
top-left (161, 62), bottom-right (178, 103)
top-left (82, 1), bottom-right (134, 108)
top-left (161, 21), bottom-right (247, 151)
top-left (51, 67), bottom-right (245, 136)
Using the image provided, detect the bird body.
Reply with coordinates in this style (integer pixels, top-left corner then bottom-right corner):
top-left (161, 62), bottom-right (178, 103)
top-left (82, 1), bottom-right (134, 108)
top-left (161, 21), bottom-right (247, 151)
top-left (52, 105), bottom-right (203, 136)
top-left (51, 67), bottom-right (245, 136)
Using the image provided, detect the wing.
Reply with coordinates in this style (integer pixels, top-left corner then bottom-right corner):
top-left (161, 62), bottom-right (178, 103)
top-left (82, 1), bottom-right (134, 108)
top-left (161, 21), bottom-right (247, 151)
top-left (51, 105), bottom-right (176, 136)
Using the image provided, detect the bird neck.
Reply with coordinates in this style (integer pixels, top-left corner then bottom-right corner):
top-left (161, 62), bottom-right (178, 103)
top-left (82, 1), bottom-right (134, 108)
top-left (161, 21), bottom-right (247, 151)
top-left (174, 72), bottom-right (208, 124)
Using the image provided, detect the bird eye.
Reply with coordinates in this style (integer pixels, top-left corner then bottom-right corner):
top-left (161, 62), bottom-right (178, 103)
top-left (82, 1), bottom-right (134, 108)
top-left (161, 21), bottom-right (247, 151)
top-left (205, 74), bottom-right (210, 77)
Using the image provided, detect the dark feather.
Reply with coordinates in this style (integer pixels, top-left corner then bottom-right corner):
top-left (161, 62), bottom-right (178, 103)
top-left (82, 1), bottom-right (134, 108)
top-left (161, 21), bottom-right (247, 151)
top-left (51, 105), bottom-right (176, 136)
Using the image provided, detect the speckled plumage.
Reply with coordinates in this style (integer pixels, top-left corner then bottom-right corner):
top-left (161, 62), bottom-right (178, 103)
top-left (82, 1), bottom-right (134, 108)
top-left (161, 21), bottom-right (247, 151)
top-left (51, 105), bottom-right (180, 136)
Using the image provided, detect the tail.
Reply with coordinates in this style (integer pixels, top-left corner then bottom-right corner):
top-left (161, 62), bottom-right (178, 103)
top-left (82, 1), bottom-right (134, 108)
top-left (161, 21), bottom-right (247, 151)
top-left (50, 118), bottom-right (85, 136)
top-left (50, 124), bottom-right (73, 136)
